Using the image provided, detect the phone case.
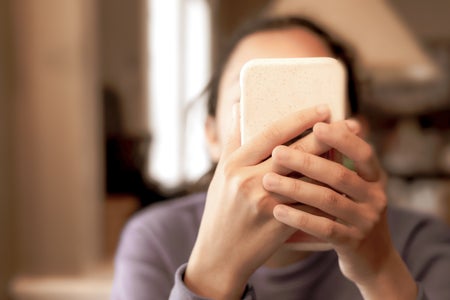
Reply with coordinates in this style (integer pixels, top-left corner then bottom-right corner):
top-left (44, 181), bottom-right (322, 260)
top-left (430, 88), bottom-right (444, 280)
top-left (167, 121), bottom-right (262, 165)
top-left (240, 57), bottom-right (347, 145)
top-left (240, 57), bottom-right (347, 251)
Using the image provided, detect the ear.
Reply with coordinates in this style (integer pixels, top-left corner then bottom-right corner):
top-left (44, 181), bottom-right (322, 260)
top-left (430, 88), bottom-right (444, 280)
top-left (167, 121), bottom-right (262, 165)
top-left (205, 116), bottom-right (221, 162)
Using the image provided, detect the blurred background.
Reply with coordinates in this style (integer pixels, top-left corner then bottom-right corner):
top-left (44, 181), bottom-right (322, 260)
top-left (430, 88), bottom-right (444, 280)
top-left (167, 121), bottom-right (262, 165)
top-left (0, 0), bottom-right (449, 299)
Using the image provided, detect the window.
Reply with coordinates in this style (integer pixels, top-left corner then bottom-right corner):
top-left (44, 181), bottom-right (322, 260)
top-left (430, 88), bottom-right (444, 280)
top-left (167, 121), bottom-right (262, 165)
top-left (148, 0), bottom-right (212, 190)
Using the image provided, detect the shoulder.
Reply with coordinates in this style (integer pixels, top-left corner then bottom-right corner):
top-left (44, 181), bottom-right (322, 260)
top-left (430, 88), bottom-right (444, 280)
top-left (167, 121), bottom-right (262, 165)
top-left (112, 193), bottom-right (206, 298)
top-left (388, 205), bottom-right (450, 249)
top-left (129, 192), bottom-right (206, 232)
top-left (388, 205), bottom-right (450, 274)
top-left (116, 192), bottom-right (206, 263)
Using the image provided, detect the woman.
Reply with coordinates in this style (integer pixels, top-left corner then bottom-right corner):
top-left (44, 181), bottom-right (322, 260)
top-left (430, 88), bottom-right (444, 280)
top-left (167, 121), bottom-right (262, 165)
top-left (112, 16), bottom-right (450, 300)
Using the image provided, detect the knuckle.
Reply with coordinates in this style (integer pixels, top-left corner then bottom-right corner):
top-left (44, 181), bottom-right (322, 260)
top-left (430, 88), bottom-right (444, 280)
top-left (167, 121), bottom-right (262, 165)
top-left (334, 167), bottom-right (351, 186)
top-left (289, 179), bottom-right (302, 196)
top-left (360, 210), bottom-right (378, 234)
top-left (291, 140), bottom-right (307, 152)
top-left (358, 144), bottom-right (374, 163)
top-left (322, 190), bottom-right (339, 209)
top-left (253, 193), bottom-right (273, 214)
top-left (229, 172), bottom-right (251, 193)
top-left (369, 210), bottom-right (381, 226)
top-left (294, 111), bottom-right (307, 124)
top-left (337, 129), bottom-right (349, 142)
top-left (272, 146), bottom-right (287, 163)
top-left (338, 226), bottom-right (362, 248)
top-left (369, 188), bottom-right (387, 213)
top-left (295, 214), bottom-right (309, 229)
top-left (352, 229), bottom-right (365, 245)
top-left (233, 176), bottom-right (274, 216)
top-left (377, 193), bottom-right (388, 211)
top-left (262, 126), bottom-right (282, 142)
top-left (322, 221), bottom-right (336, 240)
top-left (222, 161), bottom-right (235, 178)
top-left (300, 153), bottom-right (313, 170)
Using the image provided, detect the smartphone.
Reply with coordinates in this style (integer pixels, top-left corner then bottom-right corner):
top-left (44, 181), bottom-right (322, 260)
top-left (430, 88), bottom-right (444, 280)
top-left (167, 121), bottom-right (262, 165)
top-left (240, 57), bottom-right (347, 145)
top-left (239, 57), bottom-right (347, 251)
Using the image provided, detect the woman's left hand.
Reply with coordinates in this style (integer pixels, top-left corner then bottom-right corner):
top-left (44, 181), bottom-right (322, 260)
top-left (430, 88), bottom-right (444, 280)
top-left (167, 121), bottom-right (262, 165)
top-left (263, 119), bottom-right (417, 300)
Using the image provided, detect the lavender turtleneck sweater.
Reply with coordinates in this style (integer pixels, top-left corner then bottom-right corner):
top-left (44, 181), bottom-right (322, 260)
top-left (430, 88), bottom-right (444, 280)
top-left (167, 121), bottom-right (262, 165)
top-left (112, 192), bottom-right (450, 299)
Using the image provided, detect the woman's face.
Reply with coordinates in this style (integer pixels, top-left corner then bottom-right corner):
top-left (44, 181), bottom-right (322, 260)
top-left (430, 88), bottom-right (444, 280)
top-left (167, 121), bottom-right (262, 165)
top-left (205, 27), bottom-right (334, 161)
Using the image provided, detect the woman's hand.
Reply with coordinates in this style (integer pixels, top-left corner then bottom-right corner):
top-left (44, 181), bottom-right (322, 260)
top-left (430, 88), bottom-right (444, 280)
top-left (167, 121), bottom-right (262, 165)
top-left (184, 105), bottom-right (331, 300)
top-left (263, 120), bottom-right (418, 300)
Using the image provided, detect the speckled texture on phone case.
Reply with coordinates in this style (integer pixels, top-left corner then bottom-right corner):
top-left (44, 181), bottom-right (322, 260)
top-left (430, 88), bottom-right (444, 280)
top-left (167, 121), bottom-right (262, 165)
top-left (240, 57), bottom-right (347, 144)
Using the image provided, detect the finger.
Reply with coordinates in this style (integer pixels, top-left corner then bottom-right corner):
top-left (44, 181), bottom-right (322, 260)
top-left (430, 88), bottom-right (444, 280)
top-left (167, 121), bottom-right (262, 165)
top-left (262, 175), bottom-right (316, 204)
top-left (289, 129), bottom-right (330, 155)
top-left (273, 204), bottom-right (360, 247)
top-left (221, 103), bottom-right (241, 158)
top-left (272, 129), bottom-right (332, 175)
top-left (237, 105), bottom-right (330, 166)
top-left (313, 120), bottom-right (382, 182)
top-left (263, 172), bottom-right (363, 225)
top-left (271, 145), bottom-right (370, 201)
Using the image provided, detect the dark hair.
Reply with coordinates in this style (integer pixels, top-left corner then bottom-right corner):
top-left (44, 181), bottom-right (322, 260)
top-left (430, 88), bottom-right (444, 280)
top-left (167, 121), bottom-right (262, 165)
top-left (206, 16), bottom-right (359, 116)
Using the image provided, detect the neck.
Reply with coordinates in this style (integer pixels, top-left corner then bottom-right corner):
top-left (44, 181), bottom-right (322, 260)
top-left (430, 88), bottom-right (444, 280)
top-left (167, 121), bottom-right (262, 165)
top-left (264, 246), bottom-right (312, 268)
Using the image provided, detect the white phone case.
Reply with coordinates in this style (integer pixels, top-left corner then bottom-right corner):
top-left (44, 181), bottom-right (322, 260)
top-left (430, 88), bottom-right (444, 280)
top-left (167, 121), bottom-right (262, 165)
top-left (239, 57), bottom-right (347, 251)
top-left (240, 57), bottom-right (347, 145)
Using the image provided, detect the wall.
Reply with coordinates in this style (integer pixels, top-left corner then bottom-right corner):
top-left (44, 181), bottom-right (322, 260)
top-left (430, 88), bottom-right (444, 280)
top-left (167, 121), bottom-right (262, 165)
top-left (368, 0), bottom-right (450, 221)
top-left (211, 0), bottom-right (270, 63)
top-left (99, 0), bottom-right (148, 136)
top-left (0, 0), bottom-right (13, 297)
top-left (10, 0), bottom-right (103, 276)
top-left (391, 0), bottom-right (450, 40)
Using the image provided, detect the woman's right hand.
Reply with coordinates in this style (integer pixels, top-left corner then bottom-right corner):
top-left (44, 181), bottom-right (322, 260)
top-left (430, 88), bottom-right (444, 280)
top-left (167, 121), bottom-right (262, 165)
top-left (184, 104), bottom-right (331, 300)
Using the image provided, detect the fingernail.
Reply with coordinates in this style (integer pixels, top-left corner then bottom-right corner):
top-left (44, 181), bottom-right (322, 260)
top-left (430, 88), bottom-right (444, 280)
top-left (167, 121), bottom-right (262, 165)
top-left (316, 104), bottom-right (330, 115)
top-left (313, 122), bottom-right (327, 133)
top-left (263, 173), bottom-right (278, 188)
top-left (345, 119), bottom-right (360, 133)
top-left (273, 205), bottom-right (288, 219)
top-left (273, 145), bottom-right (289, 161)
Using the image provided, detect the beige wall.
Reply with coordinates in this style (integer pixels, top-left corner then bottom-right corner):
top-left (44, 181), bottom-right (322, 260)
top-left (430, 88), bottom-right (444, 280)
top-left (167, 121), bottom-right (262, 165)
top-left (211, 0), bottom-right (270, 63)
top-left (391, 0), bottom-right (450, 40)
top-left (0, 0), bottom-right (13, 297)
top-left (10, 0), bottom-right (103, 276)
top-left (99, 0), bottom-right (148, 136)
top-left (212, 0), bottom-right (450, 56)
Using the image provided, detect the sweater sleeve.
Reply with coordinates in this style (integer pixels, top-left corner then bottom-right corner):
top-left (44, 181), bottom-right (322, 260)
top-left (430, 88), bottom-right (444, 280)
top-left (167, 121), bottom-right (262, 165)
top-left (402, 215), bottom-right (450, 300)
top-left (169, 264), bottom-right (256, 300)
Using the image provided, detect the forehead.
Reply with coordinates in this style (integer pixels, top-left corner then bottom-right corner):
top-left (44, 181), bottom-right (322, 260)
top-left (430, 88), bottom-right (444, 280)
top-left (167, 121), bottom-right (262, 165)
top-left (221, 27), bottom-right (334, 87)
